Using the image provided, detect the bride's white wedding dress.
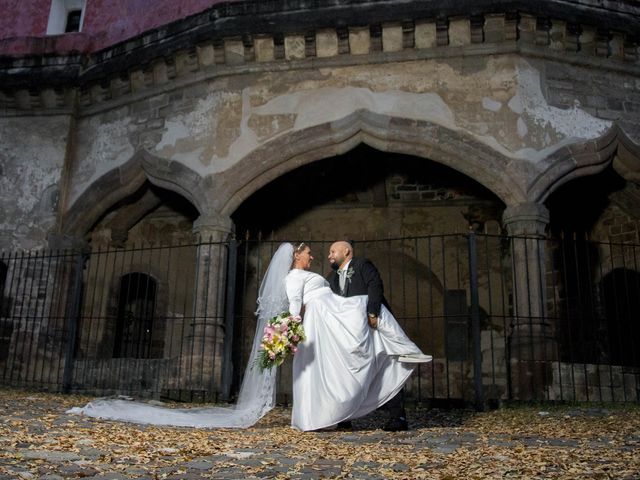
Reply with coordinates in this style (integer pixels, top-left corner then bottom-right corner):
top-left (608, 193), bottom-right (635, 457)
top-left (286, 268), bottom-right (422, 431)
top-left (67, 243), bottom-right (425, 430)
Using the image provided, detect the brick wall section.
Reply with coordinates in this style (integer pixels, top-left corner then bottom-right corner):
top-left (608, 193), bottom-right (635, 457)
top-left (388, 175), bottom-right (476, 202)
top-left (542, 62), bottom-right (640, 132)
top-left (600, 206), bottom-right (640, 244)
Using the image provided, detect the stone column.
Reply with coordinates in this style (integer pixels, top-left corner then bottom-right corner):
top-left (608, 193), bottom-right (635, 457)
top-left (502, 203), bottom-right (557, 400)
top-left (183, 213), bottom-right (233, 401)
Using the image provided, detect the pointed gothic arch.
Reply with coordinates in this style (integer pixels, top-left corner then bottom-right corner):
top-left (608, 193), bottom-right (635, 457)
top-left (529, 125), bottom-right (640, 203)
top-left (209, 114), bottom-right (640, 218)
top-left (209, 110), bottom-right (528, 218)
top-left (61, 150), bottom-right (208, 238)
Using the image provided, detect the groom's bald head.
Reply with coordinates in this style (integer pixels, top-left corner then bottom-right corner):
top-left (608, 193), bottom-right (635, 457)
top-left (328, 240), bottom-right (353, 270)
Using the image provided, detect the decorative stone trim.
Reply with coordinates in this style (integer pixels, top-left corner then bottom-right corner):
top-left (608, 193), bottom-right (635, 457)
top-left (503, 202), bottom-right (550, 237)
top-left (1, 8), bottom-right (639, 112)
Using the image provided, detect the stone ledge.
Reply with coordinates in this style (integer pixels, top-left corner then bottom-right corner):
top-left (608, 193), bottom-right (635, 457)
top-left (1, 7), bottom-right (639, 112)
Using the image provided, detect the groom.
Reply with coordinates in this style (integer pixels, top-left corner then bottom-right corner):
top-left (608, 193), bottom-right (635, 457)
top-left (327, 240), bottom-right (409, 431)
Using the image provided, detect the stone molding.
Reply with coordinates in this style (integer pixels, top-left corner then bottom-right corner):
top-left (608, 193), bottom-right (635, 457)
top-left (503, 202), bottom-right (550, 236)
top-left (527, 127), bottom-right (620, 203)
top-left (209, 110), bottom-right (528, 216)
top-left (1, 2), bottom-right (639, 113)
top-left (192, 213), bottom-right (234, 240)
top-left (613, 126), bottom-right (640, 184)
top-left (47, 233), bottom-right (90, 252)
top-left (61, 150), bottom-right (207, 237)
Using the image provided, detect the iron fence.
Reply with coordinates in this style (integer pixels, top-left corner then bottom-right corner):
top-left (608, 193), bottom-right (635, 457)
top-left (0, 233), bottom-right (638, 406)
top-left (0, 239), bottom-right (232, 402)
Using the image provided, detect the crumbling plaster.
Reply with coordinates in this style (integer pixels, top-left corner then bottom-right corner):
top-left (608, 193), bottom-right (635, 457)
top-left (66, 54), bottom-right (612, 218)
top-left (68, 109), bottom-right (136, 205)
top-left (156, 56), bottom-right (609, 172)
top-left (0, 115), bottom-right (70, 250)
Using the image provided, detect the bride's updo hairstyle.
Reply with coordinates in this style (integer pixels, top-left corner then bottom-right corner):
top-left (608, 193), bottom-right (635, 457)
top-left (291, 242), bottom-right (307, 268)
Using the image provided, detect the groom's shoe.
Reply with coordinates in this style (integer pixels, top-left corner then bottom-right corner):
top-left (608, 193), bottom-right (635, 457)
top-left (336, 420), bottom-right (353, 431)
top-left (398, 353), bottom-right (433, 363)
top-left (383, 416), bottom-right (408, 432)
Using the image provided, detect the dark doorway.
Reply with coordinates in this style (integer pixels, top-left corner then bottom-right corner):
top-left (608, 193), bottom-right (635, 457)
top-left (113, 272), bottom-right (161, 359)
top-left (233, 143), bottom-right (503, 236)
top-left (546, 165), bottom-right (629, 364)
top-left (601, 268), bottom-right (640, 367)
top-left (230, 145), bottom-right (506, 400)
top-left (547, 165), bottom-right (626, 235)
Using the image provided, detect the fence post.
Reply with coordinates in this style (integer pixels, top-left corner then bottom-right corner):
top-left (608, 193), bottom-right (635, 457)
top-left (467, 232), bottom-right (484, 411)
top-left (221, 237), bottom-right (237, 401)
top-left (62, 251), bottom-right (87, 393)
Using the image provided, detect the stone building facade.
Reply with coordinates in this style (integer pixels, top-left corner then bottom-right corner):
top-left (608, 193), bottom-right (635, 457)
top-left (1, 0), bottom-right (639, 402)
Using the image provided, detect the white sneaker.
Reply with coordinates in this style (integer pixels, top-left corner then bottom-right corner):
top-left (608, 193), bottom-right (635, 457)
top-left (398, 353), bottom-right (433, 363)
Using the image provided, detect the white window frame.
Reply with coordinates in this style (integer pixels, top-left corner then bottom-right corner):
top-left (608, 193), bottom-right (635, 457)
top-left (46, 0), bottom-right (86, 35)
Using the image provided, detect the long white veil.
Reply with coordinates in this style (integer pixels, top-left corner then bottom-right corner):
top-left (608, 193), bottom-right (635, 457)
top-left (67, 243), bottom-right (294, 428)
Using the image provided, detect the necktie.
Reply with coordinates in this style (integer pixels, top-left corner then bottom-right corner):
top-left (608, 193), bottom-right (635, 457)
top-left (338, 269), bottom-right (347, 292)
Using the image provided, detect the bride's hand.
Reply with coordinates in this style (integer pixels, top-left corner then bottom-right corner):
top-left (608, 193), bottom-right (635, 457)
top-left (367, 314), bottom-right (378, 329)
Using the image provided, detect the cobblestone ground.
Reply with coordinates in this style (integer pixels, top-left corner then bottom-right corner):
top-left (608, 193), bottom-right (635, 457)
top-left (1, 389), bottom-right (639, 479)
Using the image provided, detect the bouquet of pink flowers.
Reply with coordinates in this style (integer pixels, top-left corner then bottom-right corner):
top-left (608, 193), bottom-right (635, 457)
top-left (255, 312), bottom-right (305, 371)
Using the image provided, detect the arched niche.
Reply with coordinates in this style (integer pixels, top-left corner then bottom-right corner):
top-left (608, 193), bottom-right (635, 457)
top-left (60, 150), bottom-right (207, 240)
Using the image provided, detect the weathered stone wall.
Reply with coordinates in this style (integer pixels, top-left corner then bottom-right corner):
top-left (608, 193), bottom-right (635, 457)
top-left (2, 4), bottom-right (639, 251)
top-left (0, 115), bottom-right (71, 251)
top-left (1, 1), bottom-right (639, 401)
top-left (60, 53), bottom-right (615, 228)
top-left (3, 51), bottom-right (628, 253)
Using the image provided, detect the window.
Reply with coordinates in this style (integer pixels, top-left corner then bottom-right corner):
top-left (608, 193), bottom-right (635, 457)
top-left (65, 9), bottom-right (82, 33)
top-left (47, 0), bottom-right (86, 35)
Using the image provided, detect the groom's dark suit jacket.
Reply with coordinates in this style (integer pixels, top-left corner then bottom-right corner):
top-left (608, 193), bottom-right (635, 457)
top-left (328, 257), bottom-right (390, 317)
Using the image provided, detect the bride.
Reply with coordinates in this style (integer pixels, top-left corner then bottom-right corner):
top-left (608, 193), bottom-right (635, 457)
top-left (68, 242), bottom-right (428, 431)
top-left (286, 242), bottom-right (426, 431)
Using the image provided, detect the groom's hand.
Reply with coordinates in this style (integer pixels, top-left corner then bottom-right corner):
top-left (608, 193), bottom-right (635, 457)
top-left (367, 314), bottom-right (378, 329)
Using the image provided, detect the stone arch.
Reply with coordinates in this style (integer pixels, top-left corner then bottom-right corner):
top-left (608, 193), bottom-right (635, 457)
top-left (528, 125), bottom-right (640, 203)
top-left (612, 126), bottom-right (640, 186)
top-left (211, 110), bottom-right (527, 217)
top-left (61, 150), bottom-right (208, 238)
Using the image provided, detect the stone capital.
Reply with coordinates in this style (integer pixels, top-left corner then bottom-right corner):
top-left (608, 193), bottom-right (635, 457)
top-left (47, 234), bottom-right (90, 253)
top-left (502, 202), bottom-right (549, 237)
top-left (193, 213), bottom-right (234, 241)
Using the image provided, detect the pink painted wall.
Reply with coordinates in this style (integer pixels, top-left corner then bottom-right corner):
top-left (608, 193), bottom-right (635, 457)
top-left (0, 0), bottom-right (239, 56)
top-left (1, 0), bottom-right (50, 38)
